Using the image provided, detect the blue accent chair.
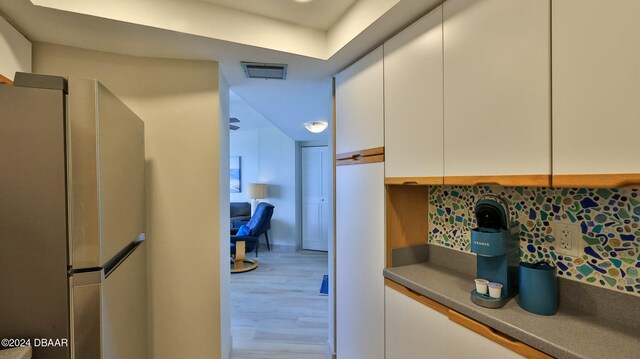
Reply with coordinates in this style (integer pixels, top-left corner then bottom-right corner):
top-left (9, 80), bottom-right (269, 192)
top-left (230, 202), bottom-right (274, 257)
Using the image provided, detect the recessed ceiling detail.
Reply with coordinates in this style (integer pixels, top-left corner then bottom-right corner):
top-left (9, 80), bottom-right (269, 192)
top-left (241, 62), bottom-right (288, 80)
top-left (198, 0), bottom-right (357, 30)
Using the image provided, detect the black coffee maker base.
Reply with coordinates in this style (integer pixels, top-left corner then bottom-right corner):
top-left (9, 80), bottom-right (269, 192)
top-left (471, 289), bottom-right (514, 308)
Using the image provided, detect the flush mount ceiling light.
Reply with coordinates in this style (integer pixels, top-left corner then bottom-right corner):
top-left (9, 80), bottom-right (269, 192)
top-left (304, 121), bottom-right (328, 133)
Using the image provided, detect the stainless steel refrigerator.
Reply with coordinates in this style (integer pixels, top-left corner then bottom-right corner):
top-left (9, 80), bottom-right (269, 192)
top-left (0, 73), bottom-right (148, 359)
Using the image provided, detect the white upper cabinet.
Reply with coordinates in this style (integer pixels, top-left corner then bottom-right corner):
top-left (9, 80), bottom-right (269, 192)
top-left (384, 6), bottom-right (443, 180)
top-left (553, 0), bottom-right (640, 175)
top-left (335, 46), bottom-right (384, 154)
top-left (443, 0), bottom-right (551, 177)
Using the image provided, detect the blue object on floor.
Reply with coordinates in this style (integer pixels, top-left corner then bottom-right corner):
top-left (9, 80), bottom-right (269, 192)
top-left (319, 275), bottom-right (328, 296)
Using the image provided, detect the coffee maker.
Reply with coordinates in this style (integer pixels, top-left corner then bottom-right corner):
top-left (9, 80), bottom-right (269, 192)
top-left (470, 195), bottom-right (519, 308)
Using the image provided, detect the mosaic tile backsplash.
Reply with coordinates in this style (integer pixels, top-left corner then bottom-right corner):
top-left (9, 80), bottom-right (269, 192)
top-left (428, 186), bottom-right (640, 296)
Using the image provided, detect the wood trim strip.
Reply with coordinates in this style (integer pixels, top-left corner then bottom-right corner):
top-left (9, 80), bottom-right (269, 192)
top-left (336, 154), bottom-right (384, 166)
top-left (552, 173), bottom-right (640, 188)
top-left (335, 146), bottom-right (384, 161)
top-left (385, 176), bottom-right (443, 185)
top-left (385, 279), bottom-right (449, 316)
top-left (443, 175), bottom-right (551, 187)
top-left (447, 310), bottom-right (552, 359)
top-left (0, 74), bottom-right (13, 85)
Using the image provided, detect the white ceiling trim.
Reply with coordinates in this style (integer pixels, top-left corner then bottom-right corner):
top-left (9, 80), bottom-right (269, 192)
top-left (29, 0), bottom-right (403, 60)
top-left (198, 0), bottom-right (358, 31)
top-left (30, 0), bottom-right (327, 59)
top-left (327, 0), bottom-right (401, 56)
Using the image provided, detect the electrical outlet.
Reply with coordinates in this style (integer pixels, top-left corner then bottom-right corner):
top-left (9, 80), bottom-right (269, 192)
top-left (553, 221), bottom-right (581, 258)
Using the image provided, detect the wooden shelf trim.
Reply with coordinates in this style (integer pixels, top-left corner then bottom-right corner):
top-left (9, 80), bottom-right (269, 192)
top-left (385, 176), bottom-right (443, 185)
top-left (0, 74), bottom-right (13, 85)
top-left (383, 173), bottom-right (640, 188)
top-left (552, 173), bottom-right (640, 188)
top-left (385, 279), bottom-right (552, 359)
top-left (336, 146), bottom-right (384, 166)
top-left (443, 174), bottom-right (551, 187)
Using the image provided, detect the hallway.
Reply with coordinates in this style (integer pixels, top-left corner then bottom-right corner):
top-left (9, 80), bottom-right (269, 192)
top-left (230, 250), bottom-right (328, 359)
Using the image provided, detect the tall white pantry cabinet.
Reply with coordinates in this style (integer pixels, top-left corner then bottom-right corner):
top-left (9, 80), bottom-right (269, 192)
top-left (335, 46), bottom-right (385, 359)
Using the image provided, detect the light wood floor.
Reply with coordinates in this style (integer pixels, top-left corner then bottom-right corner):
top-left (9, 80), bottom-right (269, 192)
top-left (230, 249), bottom-right (329, 359)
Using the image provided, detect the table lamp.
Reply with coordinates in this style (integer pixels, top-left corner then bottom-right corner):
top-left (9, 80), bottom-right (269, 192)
top-left (247, 183), bottom-right (266, 215)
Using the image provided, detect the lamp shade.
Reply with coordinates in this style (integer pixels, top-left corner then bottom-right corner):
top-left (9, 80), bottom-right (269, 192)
top-left (247, 183), bottom-right (266, 199)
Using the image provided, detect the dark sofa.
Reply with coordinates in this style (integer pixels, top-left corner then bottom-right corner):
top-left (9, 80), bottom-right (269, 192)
top-left (230, 202), bottom-right (251, 228)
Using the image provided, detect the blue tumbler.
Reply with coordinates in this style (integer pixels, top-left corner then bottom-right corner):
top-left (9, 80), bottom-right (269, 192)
top-left (518, 261), bottom-right (558, 315)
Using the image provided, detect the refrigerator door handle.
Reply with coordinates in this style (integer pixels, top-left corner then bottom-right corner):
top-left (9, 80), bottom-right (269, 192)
top-left (103, 233), bottom-right (145, 278)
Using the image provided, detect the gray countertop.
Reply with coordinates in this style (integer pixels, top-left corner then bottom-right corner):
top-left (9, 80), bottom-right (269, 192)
top-left (384, 262), bottom-right (640, 359)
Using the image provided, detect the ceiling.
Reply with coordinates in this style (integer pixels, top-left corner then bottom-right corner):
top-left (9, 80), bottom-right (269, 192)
top-left (199, 0), bottom-right (359, 31)
top-left (0, 0), bottom-right (443, 141)
top-left (229, 90), bottom-right (274, 130)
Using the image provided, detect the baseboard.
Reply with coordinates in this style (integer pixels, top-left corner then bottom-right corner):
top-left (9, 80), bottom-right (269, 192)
top-left (326, 340), bottom-right (336, 359)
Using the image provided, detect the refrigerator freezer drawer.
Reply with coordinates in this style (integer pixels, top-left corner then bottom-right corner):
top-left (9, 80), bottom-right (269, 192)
top-left (72, 274), bottom-right (102, 359)
top-left (72, 243), bottom-right (148, 359)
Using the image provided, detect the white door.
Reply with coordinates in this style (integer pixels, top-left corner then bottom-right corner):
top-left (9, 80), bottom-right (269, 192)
top-left (302, 146), bottom-right (329, 251)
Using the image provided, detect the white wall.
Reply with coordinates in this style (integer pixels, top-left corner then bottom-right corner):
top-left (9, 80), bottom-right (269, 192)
top-left (0, 15), bottom-right (31, 80)
top-left (230, 126), bottom-right (298, 249)
top-left (32, 43), bottom-right (229, 359)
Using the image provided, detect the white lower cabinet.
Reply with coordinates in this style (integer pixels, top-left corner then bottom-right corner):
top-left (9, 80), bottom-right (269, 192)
top-left (447, 317), bottom-right (523, 359)
top-left (385, 286), bottom-right (449, 358)
top-left (385, 286), bottom-right (523, 359)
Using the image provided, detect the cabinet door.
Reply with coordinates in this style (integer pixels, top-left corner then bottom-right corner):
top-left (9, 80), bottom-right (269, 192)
top-left (336, 163), bottom-right (384, 359)
top-left (335, 46), bottom-right (384, 154)
top-left (447, 316), bottom-right (523, 359)
top-left (553, 0), bottom-right (640, 176)
top-left (443, 0), bottom-right (550, 177)
top-left (385, 286), bottom-right (449, 359)
top-left (384, 6), bottom-right (443, 179)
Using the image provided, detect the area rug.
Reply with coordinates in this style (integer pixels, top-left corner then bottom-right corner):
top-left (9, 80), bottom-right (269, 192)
top-left (319, 275), bottom-right (329, 296)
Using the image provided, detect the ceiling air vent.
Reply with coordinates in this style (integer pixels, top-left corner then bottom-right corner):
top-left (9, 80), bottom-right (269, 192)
top-left (241, 62), bottom-right (288, 80)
